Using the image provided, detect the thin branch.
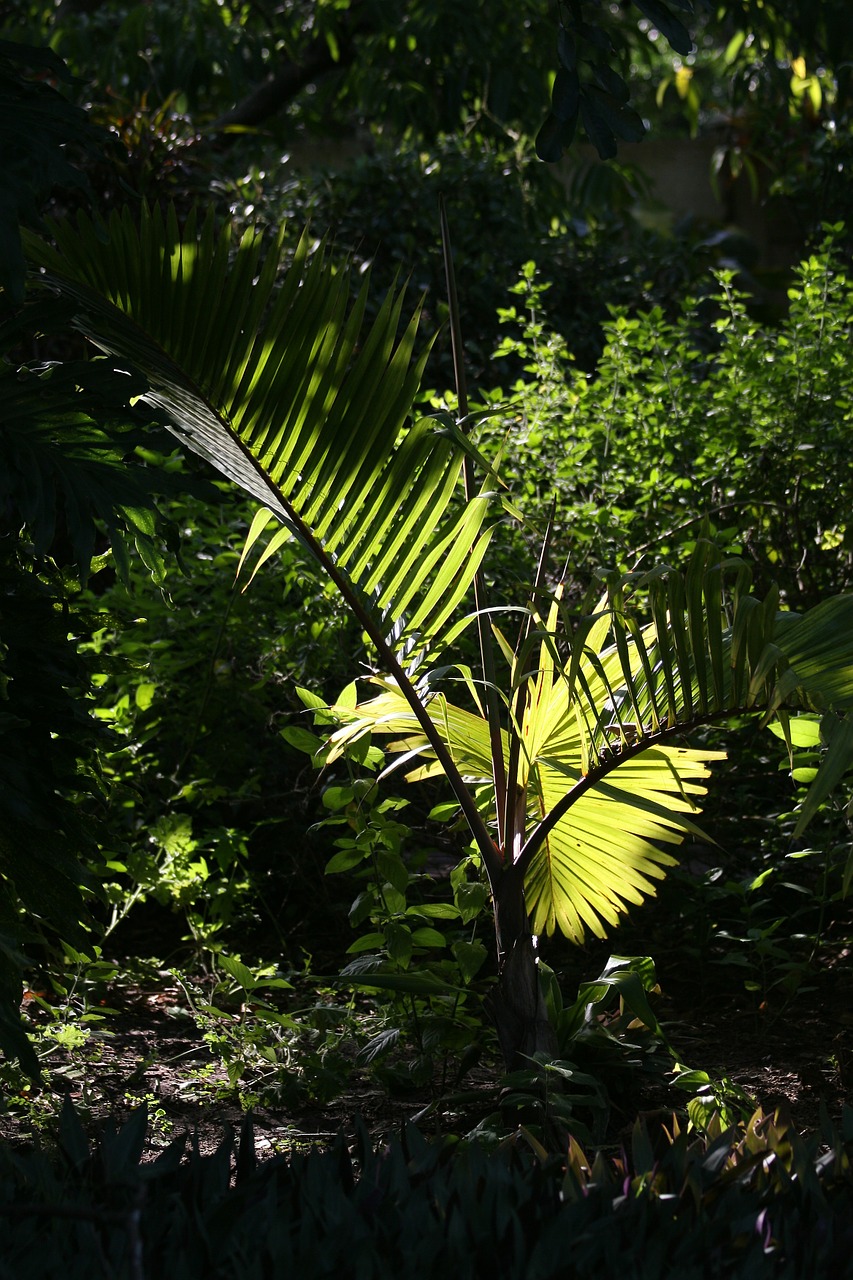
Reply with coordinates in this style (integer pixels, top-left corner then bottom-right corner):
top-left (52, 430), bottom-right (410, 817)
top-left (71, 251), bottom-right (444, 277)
top-left (503, 505), bottom-right (555, 861)
top-left (209, 42), bottom-right (344, 133)
top-left (208, 4), bottom-right (370, 134)
top-left (440, 196), bottom-right (507, 852)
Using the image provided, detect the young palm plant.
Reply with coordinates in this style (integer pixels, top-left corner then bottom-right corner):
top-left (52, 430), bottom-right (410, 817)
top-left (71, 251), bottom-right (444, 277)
top-left (25, 204), bottom-right (853, 1070)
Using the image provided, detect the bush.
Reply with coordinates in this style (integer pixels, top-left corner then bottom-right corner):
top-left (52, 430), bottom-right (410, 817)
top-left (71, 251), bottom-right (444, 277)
top-left (231, 132), bottom-right (707, 384)
top-left (476, 225), bottom-right (853, 602)
top-left (2, 1101), bottom-right (853, 1279)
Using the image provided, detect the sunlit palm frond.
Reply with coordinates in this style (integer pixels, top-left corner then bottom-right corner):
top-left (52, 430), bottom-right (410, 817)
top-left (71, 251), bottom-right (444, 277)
top-left (326, 661), bottom-right (722, 943)
top-left (24, 204), bottom-right (493, 667)
top-left (330, 540), bottom-right (853, 942)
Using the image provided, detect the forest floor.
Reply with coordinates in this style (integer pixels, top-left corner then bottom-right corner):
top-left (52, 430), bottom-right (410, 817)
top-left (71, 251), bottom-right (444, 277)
top-left (3, 890), bottom-right (852, 1164)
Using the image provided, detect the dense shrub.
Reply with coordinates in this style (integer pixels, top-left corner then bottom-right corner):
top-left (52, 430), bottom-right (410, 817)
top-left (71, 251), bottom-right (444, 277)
top-left (231, 133), bottom-right (708, 383)
top-left (2, 1102), bottom-right (853, 1279)
top-left (475, 226), bottom-right (853, 602)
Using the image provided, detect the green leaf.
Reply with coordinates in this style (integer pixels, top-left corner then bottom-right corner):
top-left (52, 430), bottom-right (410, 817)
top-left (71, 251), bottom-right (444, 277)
top-left (586, 88), bottom-right (645, 146)
top-left (280, 726), bottom-right (324, 756)
top-left (337, 970), bottom-right (466, 996)
top-left (672, 1068), bottom-right (712, 1091)
top-left (325, 847), bottom-right (368, 874)
top-left (793, 712), bottom-right (853, 836)
top-left (384, 921), bottom-right (413, 966)
top-left (346, 931), bottom-right (385, 954)
top-left (322, 785), bottom-right (355, 811)
top-left (410, 902), bottom-right (461, 919)
top-left (536, 112), bottom-right (574, 164)
top-left (377, 849), bottom-right (410, 895)
top-left (410, 926), bottom-right (446, 948)
top-left (551, 68), bottom-right (580, 124)
top-left (633, 0), bottom-right (693, 56)
top-left (579, 94), bottom-right (616, 159)
top-left (218, 954), bottom-right (258, 992)
top-left (452, 940), bottom-right (488, 983)
top-left (767, 715), bottom-right (822, 749)
top-left (428, 802), bottom-right (461, 822)
top-left (134, 682), bottom-right (156, 710)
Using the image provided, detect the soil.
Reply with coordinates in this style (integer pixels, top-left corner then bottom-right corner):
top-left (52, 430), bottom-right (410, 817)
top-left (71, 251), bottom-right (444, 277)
top-left (3, 910), bottom-right (851, 1164)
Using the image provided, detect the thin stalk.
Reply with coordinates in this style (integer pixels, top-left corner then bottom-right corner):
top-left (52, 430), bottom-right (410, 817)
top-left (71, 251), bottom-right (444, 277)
top-left (439, 196), bottom-right (507, 851)
top-left (503, 508), bottom-right (556, 861)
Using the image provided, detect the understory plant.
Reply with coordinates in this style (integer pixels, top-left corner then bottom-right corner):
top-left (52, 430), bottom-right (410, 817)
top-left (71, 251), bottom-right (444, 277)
top-left (3, 1098), bottom-right (853, 1279)
top-left (21, 202), bottom-right (853, 1076)
top-left (479, 229), bottom-right (853, 600)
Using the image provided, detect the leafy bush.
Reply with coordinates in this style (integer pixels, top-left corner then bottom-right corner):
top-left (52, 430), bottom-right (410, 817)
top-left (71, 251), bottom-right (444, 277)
top-left (477, 225), bottom-right (853, 601)
top-left (240, 132), bottom-right (706, 381)
top-left (25, 198), bottom-right (853, 1091)
top-left (77, 481), bottom-right (362, 960)
top-left (2, 1100), bottom-right (853, 1279)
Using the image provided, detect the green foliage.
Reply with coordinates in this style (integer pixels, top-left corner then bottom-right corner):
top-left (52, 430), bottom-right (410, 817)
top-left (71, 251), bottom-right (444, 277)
top-left (0, 39), bottom-right (99, 302)
top-left (284, 687), bottom-right (493, 1092)
top-left (329, 533), bottom-right (853, 943)
top-left (5, 0), bottom-right (853, 1153)
top-left (17, 0), bottom-right (270, 115)
top-left (25, 204), bottom-right (493, 679)
top-left (251, 132), bottom-right (704, 381)
top-left (20, 0), bottom-right (553, 149)
top-left (0, 551), bottom-right (108, 1075)
top-left (537, 0), bottom-right (692, 161)
top-left (0, 315), bottom-right (191, 587)
top-left (0, 277), bottom-right (215, 1075)
top-left (74, 481), bottom-right (360, 957)
top-left (23, 197), bottom-right (853, 1107)
top-left (481, 228), bottom-right (853, 600)
top-left (2, 1101), bottom-right (853, 1278)
top-left (491, 953), bottom-right (678, 1145)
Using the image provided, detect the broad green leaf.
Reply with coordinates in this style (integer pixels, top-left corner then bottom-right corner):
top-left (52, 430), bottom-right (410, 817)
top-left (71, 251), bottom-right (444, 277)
top-left (766, 714), bottom-right (822, 749)
top-left (793, 711), bottom-right (853, 836)
top-left (452, 940), bottom-right (489, 983)
top-left (341, 970), bottom-right (466, 996)
top-left (280, 726), bottom-right (324, 756)
top-left (219, 955), bottom-right (259, 992)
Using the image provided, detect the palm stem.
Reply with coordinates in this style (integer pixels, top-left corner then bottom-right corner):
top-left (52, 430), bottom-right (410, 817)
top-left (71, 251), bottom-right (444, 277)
top-left (440, 197), bottom-right (508, 852)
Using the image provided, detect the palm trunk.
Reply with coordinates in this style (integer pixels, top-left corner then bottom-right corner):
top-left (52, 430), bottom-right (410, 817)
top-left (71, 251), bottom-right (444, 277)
top-left (486, 864), bottom-right (558, 1070)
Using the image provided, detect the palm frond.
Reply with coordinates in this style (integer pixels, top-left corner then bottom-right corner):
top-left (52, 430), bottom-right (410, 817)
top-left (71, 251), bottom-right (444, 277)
top-left (24, 205), bottom-right (493, 668)
top-left (328, 540), bottom-right (853, 942)
top-left (325, 670), bottom-right (721, 942)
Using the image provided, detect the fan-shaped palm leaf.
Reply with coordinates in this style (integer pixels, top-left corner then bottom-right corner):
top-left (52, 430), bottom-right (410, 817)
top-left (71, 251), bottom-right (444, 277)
top-left (325, 669), bottom-right (722, 942)
top-left (324, 539), bottom-right (853, 942)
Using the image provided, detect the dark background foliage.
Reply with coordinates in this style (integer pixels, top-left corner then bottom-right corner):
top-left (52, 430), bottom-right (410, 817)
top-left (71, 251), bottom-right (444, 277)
top-left (1, 1), bottom-right (852, 1207)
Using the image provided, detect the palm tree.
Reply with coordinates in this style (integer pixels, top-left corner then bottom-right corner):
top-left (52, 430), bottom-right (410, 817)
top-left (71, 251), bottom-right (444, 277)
top-left (25, 204), bottom-right (853, 1068)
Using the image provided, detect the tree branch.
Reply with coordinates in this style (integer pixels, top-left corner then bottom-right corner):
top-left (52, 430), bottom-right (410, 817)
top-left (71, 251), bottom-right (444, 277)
top-left (210, 45), bottom-right (344, 133)
top-left (209, 7), bottom-right (368, 134)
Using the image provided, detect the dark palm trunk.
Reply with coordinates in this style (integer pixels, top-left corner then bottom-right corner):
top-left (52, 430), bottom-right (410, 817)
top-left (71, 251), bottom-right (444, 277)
top-left (486, 864), bottom-right (558, 1070)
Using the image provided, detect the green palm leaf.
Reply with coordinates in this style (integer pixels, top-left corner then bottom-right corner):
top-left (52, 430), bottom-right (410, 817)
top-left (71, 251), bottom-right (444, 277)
top-left (324, 671), bottom-right (721, 941)
top-left (23, 204), bottom-right (493, 668)
top-left (326, 539), bottom-right (853, 942)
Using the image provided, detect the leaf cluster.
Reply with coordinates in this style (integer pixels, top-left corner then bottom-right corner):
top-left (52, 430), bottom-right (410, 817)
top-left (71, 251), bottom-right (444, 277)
top-left (0, 39), bottom-right (101, 303)
top-left (481, 228), bottom-right (853, 602)
top-left (2, 1100), bottom-right (853, 1278)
